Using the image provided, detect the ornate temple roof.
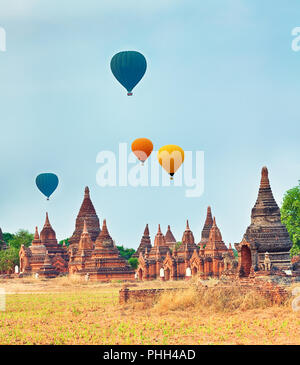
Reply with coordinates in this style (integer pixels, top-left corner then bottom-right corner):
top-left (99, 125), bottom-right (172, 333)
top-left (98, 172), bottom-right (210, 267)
top-left (154, 225), bottom-right (166, 247)
top-left (69, 186), bottom-right (101, 246)
top-left (199, 206), bottom-right (213, 246)
top-left (205, 217), bottom-right (227, 253)
top-left (165, 225), bottom-right (176, 245)
top-left (243, 166), bottom-right (292, 253)
top-left (181, 220), bottom-right (195, 245)
top-left (78, 220), bottom-right (94, 251)
top-left (132, 224), bottom-right (152, 258)
top-left (40, 213), bottom-right (58, 247)
top-left (95, 219), bottom-right (113, 248)
top-left (32, 226), bottom-right (41, 246)
top-left (251, 167), bottom-right (281, 224)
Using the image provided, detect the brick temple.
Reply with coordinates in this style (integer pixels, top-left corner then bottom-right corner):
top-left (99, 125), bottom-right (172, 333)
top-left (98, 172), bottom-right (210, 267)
top-left (137, 167), bottom-right (296, 281)
top-left (19, 213), bottom-right (68, 276)
top-left (235, 166), bottom-right (293, 277)
top-left (18, 166), bottom-right (297, 281)
top-left (137, 209), bottom-right (236, 281)
top-left (19, 186), bottom-right (134, 281)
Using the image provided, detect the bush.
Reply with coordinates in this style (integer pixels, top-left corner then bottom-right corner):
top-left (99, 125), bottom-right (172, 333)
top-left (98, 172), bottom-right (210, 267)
top-left (7, 230), bottom-right (34, 249)
top-left (281, 181), bottom-right (300, 257)
top-left (0, 247), bottom-right (19, 273)
top-left (117, 245), bottom-right (135, 260)
top-left (128, 257), bottom-right (138, 269)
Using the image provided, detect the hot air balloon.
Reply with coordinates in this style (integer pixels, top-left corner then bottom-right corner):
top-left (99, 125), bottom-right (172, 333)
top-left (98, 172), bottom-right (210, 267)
top-left (131, 138), bottom-right (153, 165)
top-left (157, 145), bottom-right (185, 180)
top-left (36, 173), bottom-right (59, 200)
top-left (110, 51), bottom-right (147, 96)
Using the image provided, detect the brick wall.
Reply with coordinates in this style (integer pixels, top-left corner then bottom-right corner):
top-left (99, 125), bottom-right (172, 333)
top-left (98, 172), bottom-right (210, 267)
top-left (119, 279), bottom-right (289, 305)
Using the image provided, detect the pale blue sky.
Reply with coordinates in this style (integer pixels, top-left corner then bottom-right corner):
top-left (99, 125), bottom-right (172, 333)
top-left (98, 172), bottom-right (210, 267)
top-left (0, 0), bottom-right (299, 249)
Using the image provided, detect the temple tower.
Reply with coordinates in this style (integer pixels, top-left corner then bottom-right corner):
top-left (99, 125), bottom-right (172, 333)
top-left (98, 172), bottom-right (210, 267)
top-left (198, 206), bottom-right (213, 246)
top-left (69, 187), bottom-right (101, 247)
top-left (235, 167), bottom-right (292, 275)
top-left (154, 225), bottom-right (166, 247)
top-left (132, 224), bottom-right (152, 258)
top-left (165, 225), bottom-right (177, 248)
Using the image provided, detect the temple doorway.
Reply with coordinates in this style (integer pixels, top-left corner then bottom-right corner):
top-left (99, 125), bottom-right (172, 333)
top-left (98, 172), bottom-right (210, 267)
top-left (165, 267), bottom-right (171, 281)
top-left (192, 267), bottom-right (198, 276)
top-left (240, 245), bottom-right (252, 277)
top-left (138, 268), bottom-right (143, 281)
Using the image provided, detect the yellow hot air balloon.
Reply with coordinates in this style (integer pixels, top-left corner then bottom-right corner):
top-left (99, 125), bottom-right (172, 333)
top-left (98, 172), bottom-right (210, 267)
top-left (157, 145), bottom-right (185, 180)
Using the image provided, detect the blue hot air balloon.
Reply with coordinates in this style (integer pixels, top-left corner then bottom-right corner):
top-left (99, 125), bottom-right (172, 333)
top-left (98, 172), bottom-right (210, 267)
top-left (110, 51), bottom-right (147, 96)
top-left (35, 173), bottom-right (59, 200)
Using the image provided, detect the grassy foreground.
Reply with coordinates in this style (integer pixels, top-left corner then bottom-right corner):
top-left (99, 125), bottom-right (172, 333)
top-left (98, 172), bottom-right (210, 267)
top-left (0, 277), bottom-right (299, 345)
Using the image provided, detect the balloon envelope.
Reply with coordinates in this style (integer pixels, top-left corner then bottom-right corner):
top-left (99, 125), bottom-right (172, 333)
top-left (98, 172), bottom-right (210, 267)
top-left (110, 51), bottom-right (147, 95)
top-left (131, 138), bottom-right (153, 163)
top-left (157, 145), bottom-right (185, 177)
top-left (36, 173), bottom-right (59, 199)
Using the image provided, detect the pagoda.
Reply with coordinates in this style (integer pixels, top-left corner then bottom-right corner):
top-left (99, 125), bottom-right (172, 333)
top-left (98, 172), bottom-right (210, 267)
top-left (132, 224), bottom-right (152, 258)
top-left (69, 219), bottom-right (135, 281)
top-left (235, 167), bottom-right (292, 276)
top-left (198, 206), bottom-right (213, 247)
top-left (69, 187), bottom-right (101, 248)
top-left (164, 225), bottom-right (177, 248)
top-left (19, 214), bottom-right (68, 276)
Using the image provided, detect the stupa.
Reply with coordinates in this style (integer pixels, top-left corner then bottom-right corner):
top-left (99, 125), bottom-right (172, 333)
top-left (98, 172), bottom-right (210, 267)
top-left (235, 167), bottom-right (292, 276)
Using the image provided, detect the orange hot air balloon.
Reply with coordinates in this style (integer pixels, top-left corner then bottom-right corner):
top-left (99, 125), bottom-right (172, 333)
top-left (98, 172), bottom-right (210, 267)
top-left (157, 144), bottom-right (185, 180)
top-left (131, 138), bottom-right (153, 164)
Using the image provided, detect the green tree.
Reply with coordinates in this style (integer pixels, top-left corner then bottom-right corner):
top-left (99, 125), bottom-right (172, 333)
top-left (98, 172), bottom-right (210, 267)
top-left (8, 230), bottom-right (34, 250)
top-left (0, 247), bottom-right (19, 273)
top-left (59, 238), bottom-right (70, 247)
top-left (128, 257), bottom-right (138, 269)
top-left (175, 241), bottom-right (182, 250)
top-left (117, 245), bottom-right (135, 260)
top-left (2, 232), bottom-right (14, 244)
top-left (281, 181), bottom-right (300, 257)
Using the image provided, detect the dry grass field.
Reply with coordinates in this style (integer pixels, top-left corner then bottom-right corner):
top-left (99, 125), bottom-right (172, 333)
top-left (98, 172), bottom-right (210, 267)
top-left (0, 276), bottom-right (299, 345)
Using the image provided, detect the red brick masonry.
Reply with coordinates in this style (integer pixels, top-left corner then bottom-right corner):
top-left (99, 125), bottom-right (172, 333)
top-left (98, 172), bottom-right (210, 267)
top-left (119, 278), bottom-right (289, 305)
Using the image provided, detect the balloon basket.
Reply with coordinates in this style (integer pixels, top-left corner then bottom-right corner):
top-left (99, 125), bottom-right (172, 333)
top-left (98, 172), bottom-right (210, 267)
top-left (127, 92), bottom-right (133, 96)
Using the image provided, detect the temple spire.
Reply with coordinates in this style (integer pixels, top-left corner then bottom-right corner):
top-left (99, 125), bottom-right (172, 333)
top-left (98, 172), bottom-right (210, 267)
top-left (34, 226), bottom-right (39, 240)
top-left (84, 186), bottom-right (90, 198)
top-left (182, 220), bottom-right (195, 245)
top-left (165, 225), bottom-right (176, 247)
top-left (154, 224), bottom-right (166, 247)
top-left (82, 219), bottom-right (88, 234)
top-left (251, 166), bottom-right (280, 224)
top-left (144, 224), bottom-right (149, 236)
top-left (69, 186), bottom-right (101, 246)
top-left (199, 206), bottom-right (214, 246)
top-left (132, 224), bottom-right (152, 258)
top-left (95, 219), bottom-right (113, 247)
top-left (78, 220), bottom-right (93, 250)
top-left (44, 212), bottom-right (51, 228)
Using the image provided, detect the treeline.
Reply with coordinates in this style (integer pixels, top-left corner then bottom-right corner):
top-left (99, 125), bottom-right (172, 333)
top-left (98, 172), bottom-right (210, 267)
top-left (0, 230), bottom-right (33, 273)
top-left (0, 232), bottom-right (138, 273)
